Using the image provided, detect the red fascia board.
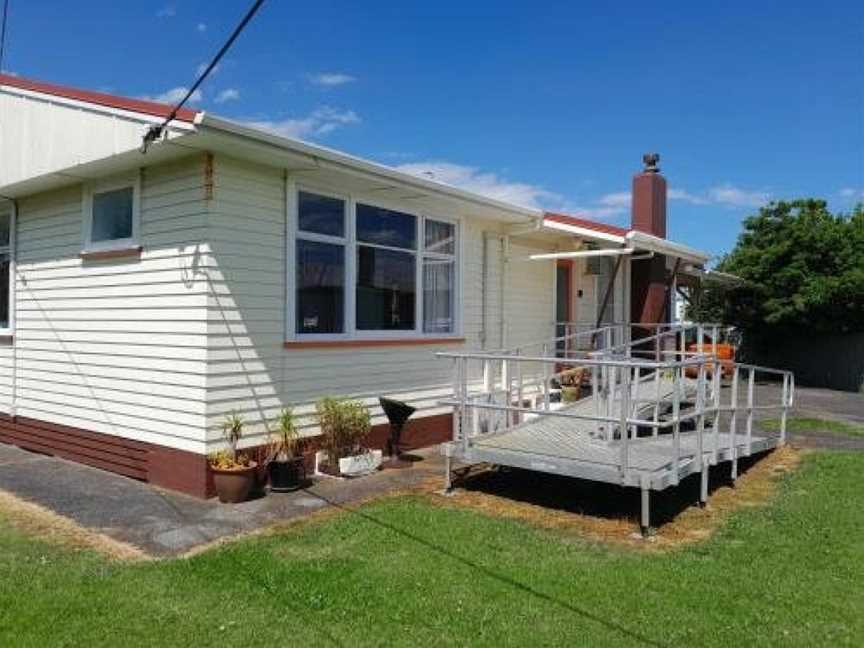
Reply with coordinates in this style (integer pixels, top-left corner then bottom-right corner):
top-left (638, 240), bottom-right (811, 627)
top-left (0, 73), bottom-right (200, 123)
top-left (544, 212), bottom-right (630, 237)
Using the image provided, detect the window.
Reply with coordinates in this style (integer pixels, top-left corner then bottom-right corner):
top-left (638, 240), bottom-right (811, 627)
top-left (423, 219), bottom-right (456, 333)
top-left (83, 176), bottom-right (139, 251)
top-left (356, 204), bottom-right (417, 331)
top-left (0, 209), bottom-right (11, 332)
top-left (295, 191), bottom-right (347, 335)
top-left (292, 188), bottom-right (458, 339)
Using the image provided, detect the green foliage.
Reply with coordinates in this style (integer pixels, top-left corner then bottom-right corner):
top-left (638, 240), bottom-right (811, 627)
top-left (315, 397), bottom-right (371, 465)
top-left (689, 200), bottom-right (864, 333)
top-left (219, 411), bottom-right (245, 462)
top-left (267, 408), bottom-right (301, 462)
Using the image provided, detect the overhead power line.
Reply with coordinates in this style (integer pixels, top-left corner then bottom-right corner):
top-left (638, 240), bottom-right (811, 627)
top-left (0, 0), bottom-right (10, 74)
top-left (141, 0), bottom-right (266, 153)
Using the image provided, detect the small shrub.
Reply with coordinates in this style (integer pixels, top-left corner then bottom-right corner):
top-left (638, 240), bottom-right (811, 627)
top-left (316, 397), bottom-right (371, 469)
top-left (208, 411), bottom-right (251, 469)
top-left (267, 407), bottom-right (302, 463)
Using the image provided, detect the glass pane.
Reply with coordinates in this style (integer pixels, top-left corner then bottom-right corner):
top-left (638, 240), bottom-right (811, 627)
top-left (296, 239), bottom-right (345, 334)
top-left (356, 246), bottom-right (416, 330)
top-left (356, 203), bottom-right (416, 249)
top-left (298, 191), bottom-right (345, 237)
top-left (0, 212), bottom-right (10, 248)
top-left (91, 187), bottom-right (134, 242)
top-left (423, 257), bottom-right (454, 333)
top-left (425, 219), bottom-right (455, 255)
top-left (0, 255), bottom-right (9, 330)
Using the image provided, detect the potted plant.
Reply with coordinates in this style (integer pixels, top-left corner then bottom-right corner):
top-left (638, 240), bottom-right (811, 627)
top-left (266, 408), bottom-right (306, 492)
top-left (560, 367), bottom-right (586, 403)
top-left (314, 397), bottom-right (381, 477)
top-left (208, 411), bottom-right (258, 503)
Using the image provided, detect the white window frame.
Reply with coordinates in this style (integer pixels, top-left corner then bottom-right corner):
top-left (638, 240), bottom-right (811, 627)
top-left (81, 172), bottom-right (141, 253)
top-left (0, 203), bottom-right (14, 336)
top-left (287, 181), bottom-right (462, 341)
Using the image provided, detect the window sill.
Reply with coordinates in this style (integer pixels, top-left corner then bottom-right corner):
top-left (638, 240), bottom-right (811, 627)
top-left (284, 337), bottom-right (466, 350)
top-left (80, 246), bottom-right (142, 261)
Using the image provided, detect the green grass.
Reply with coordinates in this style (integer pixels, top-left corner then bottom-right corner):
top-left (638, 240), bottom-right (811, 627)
top-left (761, 416), bottom-right (864, 437)
top-left (1, 452), bottom-right (863, 647)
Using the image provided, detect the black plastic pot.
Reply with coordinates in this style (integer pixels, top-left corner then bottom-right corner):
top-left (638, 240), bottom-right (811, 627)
top-left (268, 456), bottom-right (306, 492)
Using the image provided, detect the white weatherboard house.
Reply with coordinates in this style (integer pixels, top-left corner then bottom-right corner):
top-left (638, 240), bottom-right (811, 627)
top-left (0, 74), bottom-right (713, 497)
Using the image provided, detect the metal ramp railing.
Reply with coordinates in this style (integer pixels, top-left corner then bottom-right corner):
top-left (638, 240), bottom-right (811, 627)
top-left (437, 322), bottom-right (795, 535)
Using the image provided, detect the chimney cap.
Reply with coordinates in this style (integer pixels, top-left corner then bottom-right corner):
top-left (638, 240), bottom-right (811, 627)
top-left (642, 152), bottom-right (660, 173)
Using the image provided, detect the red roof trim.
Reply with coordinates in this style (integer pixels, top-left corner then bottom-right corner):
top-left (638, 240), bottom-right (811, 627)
top-left (0, 73), bottom-right (200, 123)
top-left (544, 212), bottom-right (630, 237)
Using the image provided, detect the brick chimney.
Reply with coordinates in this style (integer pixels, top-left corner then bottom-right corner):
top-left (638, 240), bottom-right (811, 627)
top-left (630, 153), bottom-right (670, 326)
top-left (631, 153), bottom-right (666, 238)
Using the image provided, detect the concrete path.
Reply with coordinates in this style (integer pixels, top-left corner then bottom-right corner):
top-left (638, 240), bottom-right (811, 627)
top-left (0, 443), bottom-right (441, 557)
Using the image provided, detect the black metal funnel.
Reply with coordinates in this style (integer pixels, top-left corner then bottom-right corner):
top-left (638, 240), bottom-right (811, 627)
top-left (379, 396), bottom-right (416, 469)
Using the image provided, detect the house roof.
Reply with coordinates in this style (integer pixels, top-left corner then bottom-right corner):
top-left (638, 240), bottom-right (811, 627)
top-left (0, 73), bottom-right (709, 263)
top-left (0, 73), bottom-right (201, 123)
top-left (543, 212), bottom-right (630, 238)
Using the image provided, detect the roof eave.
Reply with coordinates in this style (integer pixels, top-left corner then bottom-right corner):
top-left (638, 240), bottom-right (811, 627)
top-left (199, 114), bottom-right (542, 222)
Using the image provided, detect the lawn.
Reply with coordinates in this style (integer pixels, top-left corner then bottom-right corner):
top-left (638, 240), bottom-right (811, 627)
top-left (760, 416), bottom-right (864, 437)
top-left (1, 451), bottom-right (863, 647)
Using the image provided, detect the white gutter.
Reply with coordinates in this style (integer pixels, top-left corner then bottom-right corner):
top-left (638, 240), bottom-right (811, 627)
top-left (625, 230), bottom-right (710, 264)
top-left (542, 218), bottom-right (627, 244)
top-left (200, 114), bottom-right (542, 221)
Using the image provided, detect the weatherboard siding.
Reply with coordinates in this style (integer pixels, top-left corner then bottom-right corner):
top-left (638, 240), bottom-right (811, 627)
top-left (204, 155), bottom-right (557, 449)
top-left (4, 156), bottom-right (211, 453)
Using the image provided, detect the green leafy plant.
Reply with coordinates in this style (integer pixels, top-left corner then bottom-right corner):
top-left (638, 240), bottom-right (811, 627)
top-left (267, 407), bottom-right (302, 463)
top-left (208, 411), bottom-right (250, 469)
top-left (315, 397), bottom-right (371, 470)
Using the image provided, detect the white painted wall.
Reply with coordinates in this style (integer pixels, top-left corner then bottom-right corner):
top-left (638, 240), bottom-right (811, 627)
top-left (0, 84), bottom-right (191, 189)
top-left (1, 156), bottom-right (211, 452)
top-left (205, 156), bottom-right (558, 449)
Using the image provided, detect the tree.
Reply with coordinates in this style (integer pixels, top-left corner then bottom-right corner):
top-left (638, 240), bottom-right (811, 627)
top-left (688, 200), bottom-right (864, 334)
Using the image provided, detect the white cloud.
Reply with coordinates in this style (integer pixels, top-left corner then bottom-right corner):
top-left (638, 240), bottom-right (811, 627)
top-left (156, 6), bottom-right (176, 18)
top-left (196, 23), bottom-right (207, 32)
top-left (0, 69), bottom-right (18, 77)
top-left (395, 161), bottom-right (563, 209)
top-left (242, 107), bottom-right (361, 139)
top-left (196, 62), bottom-right (221, 77)
top-left (596, 192), bottom-right (631, 208)
top-left (141, 87), bottom-right (203, 105)
top-left (668, 188), bottom-right (709, 205)
top-left (840, 187), bottom-right (864, 200)
top-left (309, 73), bottom-right (357, 87)
top-left (214, 88), bottom-right (240, 104)
top-left (706, 184), bottom-right (771, 207)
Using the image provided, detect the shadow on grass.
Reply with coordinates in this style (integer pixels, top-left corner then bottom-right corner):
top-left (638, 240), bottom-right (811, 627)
top-left (299, 490), bottom-right (669, 648)
top-left (454, 451), bottom-right (771, 530)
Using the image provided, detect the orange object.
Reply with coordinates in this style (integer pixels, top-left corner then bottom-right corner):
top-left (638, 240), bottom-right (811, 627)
top-left (685, 342), bottom-right (736, 379)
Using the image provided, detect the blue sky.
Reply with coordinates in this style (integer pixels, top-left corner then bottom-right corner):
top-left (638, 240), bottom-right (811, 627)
top-left (2, 1), bottom-right (862, 257)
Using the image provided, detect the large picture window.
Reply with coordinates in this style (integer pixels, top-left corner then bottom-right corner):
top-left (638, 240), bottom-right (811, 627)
top-left (293, 188), bottom-right (458, 339)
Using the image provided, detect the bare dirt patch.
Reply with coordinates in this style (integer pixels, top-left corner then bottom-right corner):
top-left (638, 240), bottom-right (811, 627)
top-left (0, 489), bottom-right (149, 561)
top-left (425, 446), bottom-right (802, 550)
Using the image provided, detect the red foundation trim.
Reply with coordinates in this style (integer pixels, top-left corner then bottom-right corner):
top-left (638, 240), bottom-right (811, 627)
top-left (0, 412), bottom-right (453, 499)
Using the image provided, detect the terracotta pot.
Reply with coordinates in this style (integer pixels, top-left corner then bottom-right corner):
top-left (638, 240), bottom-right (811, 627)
top-left (211, 462), bottom-right (258, 503)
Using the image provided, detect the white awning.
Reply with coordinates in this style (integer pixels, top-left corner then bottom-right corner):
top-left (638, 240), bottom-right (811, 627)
top-left (625, 230), bottom-right (710, 264)
top-left (680, 264), bottom-right (743, 285)
top-left (528, 248), bottom-right (635, 261)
